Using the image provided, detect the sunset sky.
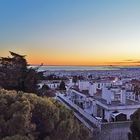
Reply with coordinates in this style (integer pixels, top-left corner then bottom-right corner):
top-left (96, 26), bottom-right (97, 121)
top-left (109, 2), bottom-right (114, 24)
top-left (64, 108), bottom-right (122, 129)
top-left (0, 0), bottom-right (140, 65)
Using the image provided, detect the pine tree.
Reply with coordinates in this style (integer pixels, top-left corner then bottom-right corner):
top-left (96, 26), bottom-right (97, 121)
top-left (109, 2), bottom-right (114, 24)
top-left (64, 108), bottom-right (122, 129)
top-left (0, 52), bottom-right (39, 93)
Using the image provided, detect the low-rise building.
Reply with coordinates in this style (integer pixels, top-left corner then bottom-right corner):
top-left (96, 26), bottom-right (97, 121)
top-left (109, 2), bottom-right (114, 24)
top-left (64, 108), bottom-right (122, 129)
top-left (65, 77), bottom-right (140, 122)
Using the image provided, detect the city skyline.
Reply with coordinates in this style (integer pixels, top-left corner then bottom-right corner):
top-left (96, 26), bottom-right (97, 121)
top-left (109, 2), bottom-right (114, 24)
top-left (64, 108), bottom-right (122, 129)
top-left (0, 0), bottom-right (140, 66)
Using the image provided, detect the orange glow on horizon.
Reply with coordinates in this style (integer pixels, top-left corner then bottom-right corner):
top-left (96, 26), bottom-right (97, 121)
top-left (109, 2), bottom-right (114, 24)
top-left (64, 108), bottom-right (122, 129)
top-left (27, 58), bottom-right (140, 66)
top-left (1, 43), bottom-right (140, 66)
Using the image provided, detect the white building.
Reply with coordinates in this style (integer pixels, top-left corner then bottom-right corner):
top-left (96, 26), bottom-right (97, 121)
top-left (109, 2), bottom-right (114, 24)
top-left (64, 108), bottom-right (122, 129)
top-left (66, 78), bottom-right (140, 122)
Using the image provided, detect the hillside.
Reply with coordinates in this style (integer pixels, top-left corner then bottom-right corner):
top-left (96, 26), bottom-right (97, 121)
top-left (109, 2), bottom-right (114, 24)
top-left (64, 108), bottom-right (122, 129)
top-left (0, 89), bottom-right (90, 140)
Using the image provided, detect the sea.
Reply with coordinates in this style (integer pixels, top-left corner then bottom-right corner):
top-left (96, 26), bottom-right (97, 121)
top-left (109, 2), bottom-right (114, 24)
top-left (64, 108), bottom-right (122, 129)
top-left (31, 65), bottom-right (140, 72)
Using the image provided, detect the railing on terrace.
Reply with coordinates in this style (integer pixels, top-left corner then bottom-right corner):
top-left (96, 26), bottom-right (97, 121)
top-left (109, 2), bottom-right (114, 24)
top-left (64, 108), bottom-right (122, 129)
top-left (57, 92), bottom-right (132, 140)
top-left (58, 93), bottom-right (102, 130)
top-left (57, 92), bottom-right (132, 127)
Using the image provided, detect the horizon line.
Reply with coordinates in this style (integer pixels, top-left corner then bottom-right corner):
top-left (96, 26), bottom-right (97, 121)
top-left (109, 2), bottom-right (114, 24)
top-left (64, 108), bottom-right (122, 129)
top-left (29, 64), bottom-right (140, 67)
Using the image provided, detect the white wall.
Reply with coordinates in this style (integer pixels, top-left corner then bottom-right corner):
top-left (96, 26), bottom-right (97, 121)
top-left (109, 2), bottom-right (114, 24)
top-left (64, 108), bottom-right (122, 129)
top-left (48, 83), bottom-right (59, 89)
top-left (102, 87), bottom-right (112, 104)
top-left (104, 110), bottom-right (112, 121)
top-left (120, 90), bottom-right (126, 104)
top-left (89, 83), bottom-right (97, 96)
top-left (114, 80), bottom-right (123, 86)
top-left (78, 80), bottom-right (89, 91)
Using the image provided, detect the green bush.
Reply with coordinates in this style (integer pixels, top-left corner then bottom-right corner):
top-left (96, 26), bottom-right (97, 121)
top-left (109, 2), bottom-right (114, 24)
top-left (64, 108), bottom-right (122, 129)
top-left (0, 89), bottom-right (90, 140)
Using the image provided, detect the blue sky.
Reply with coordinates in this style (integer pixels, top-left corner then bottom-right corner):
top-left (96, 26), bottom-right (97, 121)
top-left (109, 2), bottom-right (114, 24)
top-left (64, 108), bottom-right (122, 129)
top-left (0, 0), bottom-right (140, 65)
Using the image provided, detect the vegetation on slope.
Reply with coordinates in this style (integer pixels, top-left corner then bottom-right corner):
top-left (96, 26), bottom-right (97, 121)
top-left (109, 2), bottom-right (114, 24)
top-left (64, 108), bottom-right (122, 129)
top-left (0, 89), bottom-right (90, 140)
top-left (128, 108), bottom-right (140, 140)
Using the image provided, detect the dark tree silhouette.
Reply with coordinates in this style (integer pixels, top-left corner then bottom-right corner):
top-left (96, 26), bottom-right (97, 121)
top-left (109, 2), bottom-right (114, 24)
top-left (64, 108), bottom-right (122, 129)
top-left (72, 76), bottom-right (78, 85)
top-left (59, 81), bottom-right (66, 90)
top-left (0, 52), bottom-right (39, 93)
top-left (129, 108), bottom-right (140, 140)
top-left (38, 84), bottom-right (56, 97)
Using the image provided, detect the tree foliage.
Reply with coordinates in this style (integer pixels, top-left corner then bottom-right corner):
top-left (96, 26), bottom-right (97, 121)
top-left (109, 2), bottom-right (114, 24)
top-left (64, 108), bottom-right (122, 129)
top-left (0, 52), bottom-right (39, 93)
top-left (59, 81), bottom-right (66, 91)
top-left (129, 108), bottom-right (140, 140)
top-left (0, 89), bottom-right (90, 140)
top-left (38, 84), bottom-right (56, 97)
top-left (72, 76), bottom-right (84, 85)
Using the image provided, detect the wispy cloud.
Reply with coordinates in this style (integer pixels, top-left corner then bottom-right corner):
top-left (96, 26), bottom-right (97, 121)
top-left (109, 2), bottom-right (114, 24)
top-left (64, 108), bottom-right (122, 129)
top-left (132, 61), bottom-right (140, 63)
top-left (106, 60), bottom-right (140, 65)
top-left (123, 59), bottom-right (134, 62)
top-left (123, 60), bottom-right (140, 64)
